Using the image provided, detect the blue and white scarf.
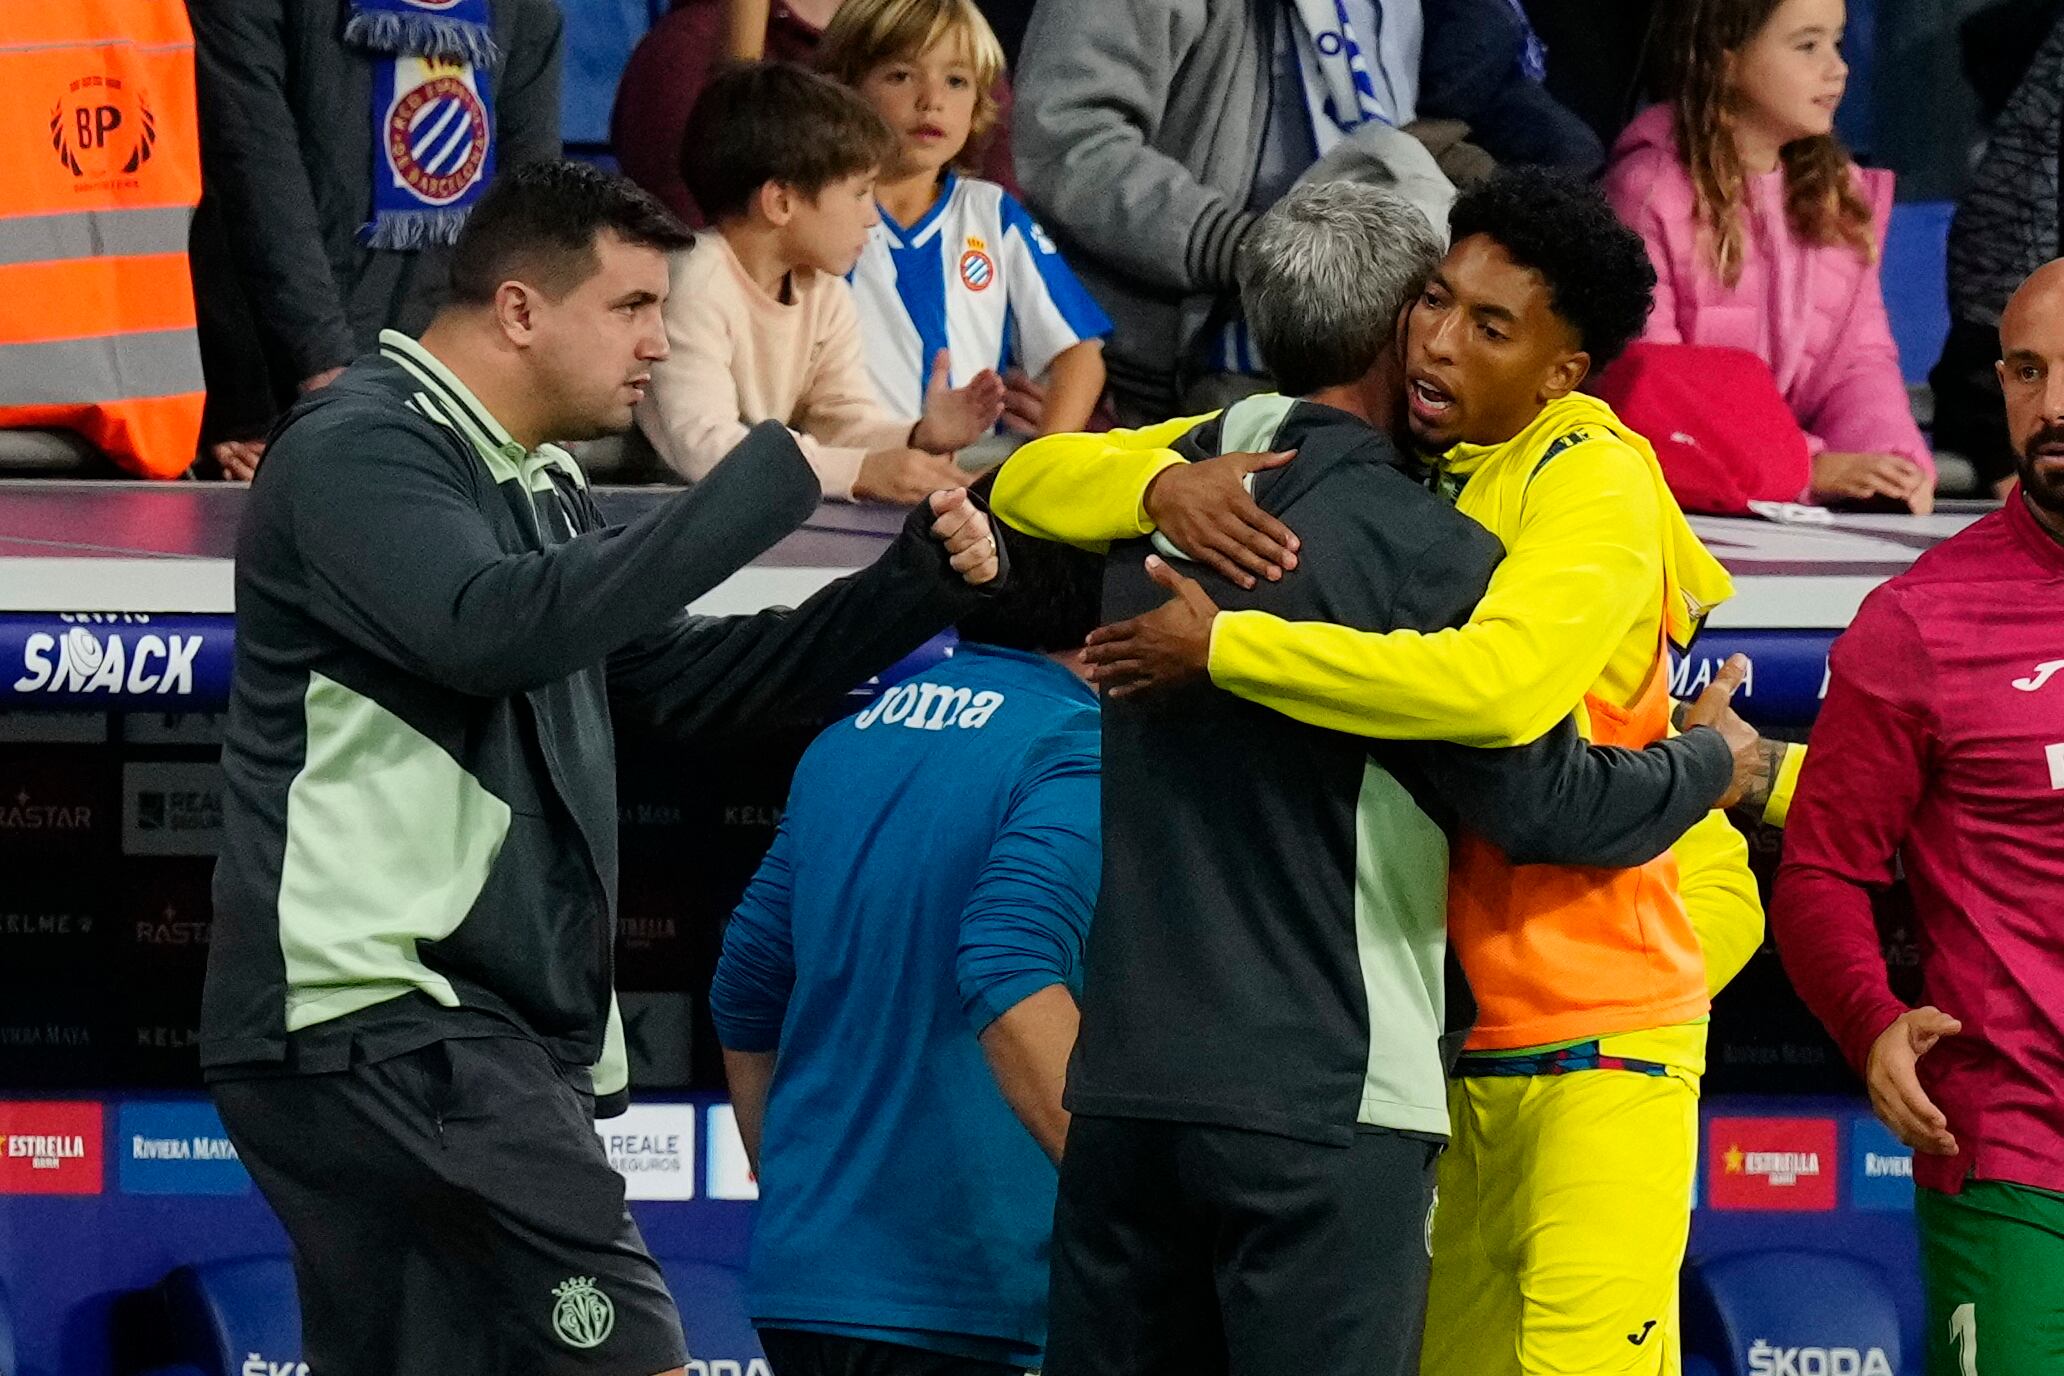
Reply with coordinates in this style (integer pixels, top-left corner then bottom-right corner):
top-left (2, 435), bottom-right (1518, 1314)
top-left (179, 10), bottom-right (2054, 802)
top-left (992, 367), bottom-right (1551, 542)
top-left (348, 0), bottom-right (500, 250)
top-left (1287, 0), bottom-right (1394, 154)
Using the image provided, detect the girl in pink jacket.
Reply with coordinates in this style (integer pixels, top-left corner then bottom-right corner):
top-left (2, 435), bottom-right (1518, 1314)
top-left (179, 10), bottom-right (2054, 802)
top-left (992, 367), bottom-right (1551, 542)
top-left (1605, 0), bottom-right (1935, 512)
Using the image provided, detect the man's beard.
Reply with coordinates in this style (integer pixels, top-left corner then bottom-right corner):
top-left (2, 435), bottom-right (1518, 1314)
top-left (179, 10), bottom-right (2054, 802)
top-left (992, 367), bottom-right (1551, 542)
top-left (2016, 421), bottom-right (2064, 515)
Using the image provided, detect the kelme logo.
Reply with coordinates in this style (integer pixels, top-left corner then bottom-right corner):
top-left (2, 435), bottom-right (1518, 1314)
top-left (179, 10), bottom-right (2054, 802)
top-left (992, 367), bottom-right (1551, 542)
top-left (551, 1276), bottom-right (614, 1350)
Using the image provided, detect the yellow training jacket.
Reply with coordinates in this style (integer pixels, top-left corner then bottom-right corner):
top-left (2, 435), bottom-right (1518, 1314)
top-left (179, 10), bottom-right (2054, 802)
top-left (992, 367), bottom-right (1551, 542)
top-left (989, 395), bottom-right (1778, 1000)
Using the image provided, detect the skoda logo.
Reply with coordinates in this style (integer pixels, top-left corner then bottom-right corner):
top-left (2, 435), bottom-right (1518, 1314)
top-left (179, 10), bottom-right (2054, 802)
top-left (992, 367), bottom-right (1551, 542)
top-left (550, 1276), bottom-right (614, 1350)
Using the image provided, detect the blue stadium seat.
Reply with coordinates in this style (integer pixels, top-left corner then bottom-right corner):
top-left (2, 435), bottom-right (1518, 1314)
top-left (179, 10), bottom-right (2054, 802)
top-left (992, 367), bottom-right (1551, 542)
top-left (658, 1257), bottom-right (766, 1371)
top-left (1685, 1356), bottom-right (1721, 1376)
top-left (1883, 201), bottom-right (1954, 387)
top-left (155, 1253), bottom-right (763, 1373)
top-left (0, 1274), bottom-right (14, 1376)
top-left (1684, 1250), bottom-right (1904, 1376)
top-left (158, 1256), bottom-right (302, 1376)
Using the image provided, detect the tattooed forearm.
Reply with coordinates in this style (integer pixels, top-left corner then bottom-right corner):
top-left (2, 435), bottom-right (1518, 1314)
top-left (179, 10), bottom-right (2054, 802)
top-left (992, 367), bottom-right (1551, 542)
top-left (1731, 737), bottom-right (1786, 817)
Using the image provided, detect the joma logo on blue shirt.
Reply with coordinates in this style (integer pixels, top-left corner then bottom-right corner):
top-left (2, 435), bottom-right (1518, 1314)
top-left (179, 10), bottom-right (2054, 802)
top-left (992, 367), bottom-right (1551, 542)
top-left (854, 682), bottom-right (1006, 732)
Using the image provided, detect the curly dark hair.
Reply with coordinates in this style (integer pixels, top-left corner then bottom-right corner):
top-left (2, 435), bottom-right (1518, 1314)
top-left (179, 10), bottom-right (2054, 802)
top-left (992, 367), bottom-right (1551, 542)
top-left (1446, 167), bottom-right (1657, 370)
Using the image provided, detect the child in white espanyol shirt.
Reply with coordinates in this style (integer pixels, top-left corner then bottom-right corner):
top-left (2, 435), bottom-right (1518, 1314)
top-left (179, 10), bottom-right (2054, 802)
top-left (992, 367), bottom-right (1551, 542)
top-left (819, 0), bottom-right (1111, 457)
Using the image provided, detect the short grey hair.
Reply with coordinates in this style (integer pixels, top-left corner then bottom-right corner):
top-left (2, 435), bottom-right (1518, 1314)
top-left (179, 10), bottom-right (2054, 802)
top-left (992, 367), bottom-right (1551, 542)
top-left (1236, 182), bottom-right (1444, 396)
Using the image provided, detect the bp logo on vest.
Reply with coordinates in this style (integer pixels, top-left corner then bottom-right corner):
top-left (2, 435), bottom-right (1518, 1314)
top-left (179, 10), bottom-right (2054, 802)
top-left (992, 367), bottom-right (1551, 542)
top-left (49, 73), bottom-right (156, 181)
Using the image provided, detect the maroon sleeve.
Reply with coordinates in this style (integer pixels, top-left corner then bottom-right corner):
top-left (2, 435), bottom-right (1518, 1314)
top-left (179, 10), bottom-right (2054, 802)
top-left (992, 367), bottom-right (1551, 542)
top-left (977, 77), bottom-right (1020, 195)
top-left (1771, 589), bottom-right (1934, 1076)
top-left (610, 4), bottom-right (722, 225)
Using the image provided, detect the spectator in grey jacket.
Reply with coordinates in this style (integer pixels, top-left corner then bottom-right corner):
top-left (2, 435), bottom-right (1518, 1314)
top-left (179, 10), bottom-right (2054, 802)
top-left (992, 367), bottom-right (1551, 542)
top-left (190, 0), bottom-right (562, 475)
top-left (1012, 0), bottom-right (1600, 421)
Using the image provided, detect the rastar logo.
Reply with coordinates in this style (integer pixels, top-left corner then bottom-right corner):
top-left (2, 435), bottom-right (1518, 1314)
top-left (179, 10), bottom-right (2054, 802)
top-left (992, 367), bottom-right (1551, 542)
top-left (136, 903), bottom-right (210, 947)
top-left (0, 1102), bottom-right (103, 1194)
top-left (1708, 1117), bottom-right (1837, 1211)
top-left (0, 788), bottom-right (92, 832)
top-left (14, 624), bottom-right (203, 696)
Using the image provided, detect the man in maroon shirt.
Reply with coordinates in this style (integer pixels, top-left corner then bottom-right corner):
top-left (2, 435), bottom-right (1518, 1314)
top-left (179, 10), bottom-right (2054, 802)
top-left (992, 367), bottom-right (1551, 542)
top-left (1773, 260), bottom-right (2064, 1376)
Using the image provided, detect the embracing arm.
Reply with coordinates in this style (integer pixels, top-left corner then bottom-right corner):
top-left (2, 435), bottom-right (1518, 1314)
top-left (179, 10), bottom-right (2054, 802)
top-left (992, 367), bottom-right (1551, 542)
top-left (990, 418), bottom-right (1200, 549)
top-left (1413, 721), bottom-right (1731, 868)
top-left (1208, 439), bottom-right (1662, 745)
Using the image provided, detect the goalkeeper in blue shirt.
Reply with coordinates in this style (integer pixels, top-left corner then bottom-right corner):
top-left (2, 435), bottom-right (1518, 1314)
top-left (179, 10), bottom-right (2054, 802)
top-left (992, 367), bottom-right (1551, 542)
top-left (710, 529), bottom-right (1103, 1376)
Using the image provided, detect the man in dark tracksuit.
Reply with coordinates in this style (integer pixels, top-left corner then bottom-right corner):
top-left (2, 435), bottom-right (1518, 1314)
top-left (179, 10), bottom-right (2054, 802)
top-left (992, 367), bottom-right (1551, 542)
top-left (1029, 185), bottom-right (1747, 1376)
top-left (203, 163), bottom-right (1008, 1376)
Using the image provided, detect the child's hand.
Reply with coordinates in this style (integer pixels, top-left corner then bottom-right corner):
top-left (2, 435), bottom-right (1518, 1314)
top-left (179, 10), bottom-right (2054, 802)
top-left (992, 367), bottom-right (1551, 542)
top-left (1001, 368), bottom-right (1047, 437)
top-left (211, 438), bottom-right (266, 482)
top-left (1812, 451), bottom-right (1933, 513)
top-left (912, 350), bottom-right (1005, 453)
top-left (854, 446), bottom-right (967, 505)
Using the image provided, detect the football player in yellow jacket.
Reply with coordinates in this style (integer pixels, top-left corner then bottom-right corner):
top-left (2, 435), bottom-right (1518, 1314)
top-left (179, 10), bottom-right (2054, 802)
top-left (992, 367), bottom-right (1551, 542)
top-left (989, 170), bottom-right (1794, 1376)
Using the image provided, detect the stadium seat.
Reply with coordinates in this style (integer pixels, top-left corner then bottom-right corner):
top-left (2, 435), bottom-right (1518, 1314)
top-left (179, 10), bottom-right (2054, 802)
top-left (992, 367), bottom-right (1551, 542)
top-left (1685, 1357), bottom-right (1721, 1376)
top-left (1883, 201), bottom-right (1954, 388)
top-left (0, 1274), bottom-right (14, 1376)
top-left (1684, 1249), bottom-right (1904, 1376)
top-left (153, 1255), bottom-right (765, 1373)
top-left (658, 1257), bottom-right (766, 1371)
top-left (157, 1256), bottom-right (302, 1376)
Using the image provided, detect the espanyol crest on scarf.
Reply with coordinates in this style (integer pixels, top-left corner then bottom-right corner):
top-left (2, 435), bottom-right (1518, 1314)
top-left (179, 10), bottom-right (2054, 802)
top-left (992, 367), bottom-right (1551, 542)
top-left (352, 0), bottom-right (499, 249)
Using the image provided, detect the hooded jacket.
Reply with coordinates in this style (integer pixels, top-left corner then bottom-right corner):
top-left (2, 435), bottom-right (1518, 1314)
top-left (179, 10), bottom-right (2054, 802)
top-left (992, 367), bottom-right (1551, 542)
top-left (1603, 104), bottom-right (1932, 477)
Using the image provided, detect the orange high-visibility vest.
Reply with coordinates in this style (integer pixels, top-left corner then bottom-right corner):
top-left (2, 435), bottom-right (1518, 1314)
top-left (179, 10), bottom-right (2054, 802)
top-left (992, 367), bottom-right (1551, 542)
top-left (0, 1), bottom-right (205, 478)
top-left (1446, 622), bottom-right (1711, 1051)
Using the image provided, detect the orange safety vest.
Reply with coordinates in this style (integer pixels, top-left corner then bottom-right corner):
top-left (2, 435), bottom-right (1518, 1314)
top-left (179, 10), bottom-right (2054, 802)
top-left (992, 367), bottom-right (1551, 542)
top-left (0, 0), bottom-right (205, 478)
top-left (1446, 624), bottom-right (1710, 1051)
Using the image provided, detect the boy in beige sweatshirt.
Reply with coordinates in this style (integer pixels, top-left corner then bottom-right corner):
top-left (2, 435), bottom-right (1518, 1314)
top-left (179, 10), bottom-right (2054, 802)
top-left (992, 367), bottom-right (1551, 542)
top-left (638, 63), bottom-right (1004, 504)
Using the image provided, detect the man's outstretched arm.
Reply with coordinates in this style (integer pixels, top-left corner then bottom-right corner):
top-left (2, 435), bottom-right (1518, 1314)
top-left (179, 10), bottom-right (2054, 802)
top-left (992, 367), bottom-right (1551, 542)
top-left (607, 489), bottom-right (1003, 743)
top-left (291, 418), bottom-right (820, 698)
